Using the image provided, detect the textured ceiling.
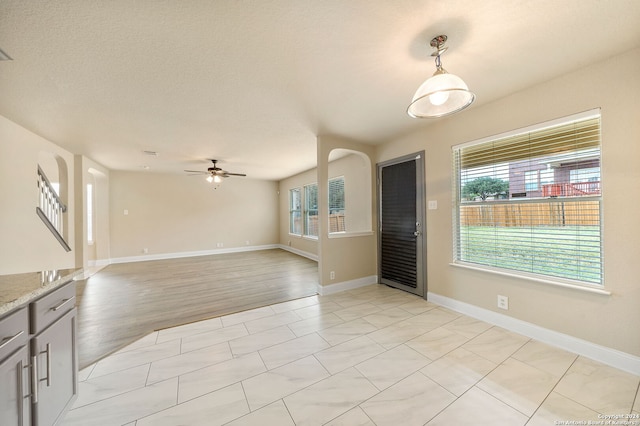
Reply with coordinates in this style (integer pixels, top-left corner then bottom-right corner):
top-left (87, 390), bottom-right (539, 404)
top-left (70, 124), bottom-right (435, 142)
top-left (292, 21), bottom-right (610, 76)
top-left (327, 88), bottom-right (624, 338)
top-left (1, 1), bottom-right (639, 180)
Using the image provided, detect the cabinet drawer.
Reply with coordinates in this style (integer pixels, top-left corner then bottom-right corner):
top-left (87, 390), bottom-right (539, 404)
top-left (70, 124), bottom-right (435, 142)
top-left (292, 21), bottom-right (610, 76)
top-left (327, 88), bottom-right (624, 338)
top-left (29, 281), bottom-right (76, 335)
top-left (0, 306), bottom-right (29, 361)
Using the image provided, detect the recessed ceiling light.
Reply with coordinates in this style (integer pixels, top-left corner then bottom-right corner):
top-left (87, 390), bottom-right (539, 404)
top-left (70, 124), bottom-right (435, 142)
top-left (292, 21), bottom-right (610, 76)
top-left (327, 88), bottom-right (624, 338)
top-left (0, 48), bottom-right (13, 61)
top-left (142, 150), bottom-right (158, 156)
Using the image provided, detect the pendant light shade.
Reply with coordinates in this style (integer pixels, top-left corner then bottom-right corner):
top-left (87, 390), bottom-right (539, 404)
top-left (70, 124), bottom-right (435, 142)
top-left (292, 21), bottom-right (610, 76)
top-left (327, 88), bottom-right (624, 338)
top-left (407, 35), bottom-right (475, 118)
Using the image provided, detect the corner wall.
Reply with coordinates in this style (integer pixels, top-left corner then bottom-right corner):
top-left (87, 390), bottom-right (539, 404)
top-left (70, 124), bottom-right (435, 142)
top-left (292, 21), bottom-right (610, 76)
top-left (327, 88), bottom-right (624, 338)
top-left (377, 48), bottom-right (640, 357)
top-left (0, 115), bottom-right (76, 274)
top-left (317, 136), bottom-right (377, 292)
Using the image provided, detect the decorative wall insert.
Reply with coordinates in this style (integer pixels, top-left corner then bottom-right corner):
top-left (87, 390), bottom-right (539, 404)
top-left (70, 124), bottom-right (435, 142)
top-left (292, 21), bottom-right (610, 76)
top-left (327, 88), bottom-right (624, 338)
top-left (36, 166), bottom-right (71, 251)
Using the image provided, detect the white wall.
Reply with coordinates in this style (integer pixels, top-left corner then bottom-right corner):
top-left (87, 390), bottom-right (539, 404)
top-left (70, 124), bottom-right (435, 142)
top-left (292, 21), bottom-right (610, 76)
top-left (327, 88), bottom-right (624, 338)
top-left (377, 48), bottom-right (640, 357)
top-left (0, 115), bottom-right (77, 274)
top-left (109, 171), bottom-right (279, 259)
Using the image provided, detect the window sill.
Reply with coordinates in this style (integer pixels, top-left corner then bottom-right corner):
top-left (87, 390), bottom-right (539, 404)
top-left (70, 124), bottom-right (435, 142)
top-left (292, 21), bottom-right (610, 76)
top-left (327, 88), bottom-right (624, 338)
top-left (449, 262), bottom-right (611, 296)
top-left (328, 231), bottom-right (374, 239)
top-left (303, 235), bottom-right (318, 241)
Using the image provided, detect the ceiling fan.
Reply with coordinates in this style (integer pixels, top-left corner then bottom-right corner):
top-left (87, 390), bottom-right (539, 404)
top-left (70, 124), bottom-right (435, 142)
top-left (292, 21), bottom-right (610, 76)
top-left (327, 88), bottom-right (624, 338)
top-left (185, 159), bottom-right (246, 183)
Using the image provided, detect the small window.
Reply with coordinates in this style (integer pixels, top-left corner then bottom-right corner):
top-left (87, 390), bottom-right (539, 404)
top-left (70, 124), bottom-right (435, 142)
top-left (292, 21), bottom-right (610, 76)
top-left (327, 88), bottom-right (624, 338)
top-left (304, 184), bottom-right (318, 237)
top-left (524, 170), bottom-right (539, 191)
top-left (289, 188), bottom-right (302, 235)
top-left (453, 110), bottom-right (602, 286)
top-left (329, 176), bottom-right (345, 233)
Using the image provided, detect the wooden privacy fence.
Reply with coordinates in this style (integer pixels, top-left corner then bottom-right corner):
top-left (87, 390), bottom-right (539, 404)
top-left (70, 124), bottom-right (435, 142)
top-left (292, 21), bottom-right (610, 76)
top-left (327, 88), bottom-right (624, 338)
top-left (303, 214), bottom-right (346, 235)
top-left (460, 201), bottom-right (600, 227)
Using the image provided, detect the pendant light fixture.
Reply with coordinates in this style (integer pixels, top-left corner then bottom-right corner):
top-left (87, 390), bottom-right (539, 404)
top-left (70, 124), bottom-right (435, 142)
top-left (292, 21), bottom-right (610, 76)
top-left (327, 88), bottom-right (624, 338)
top-left (407, 35), bottom-right (475, 118)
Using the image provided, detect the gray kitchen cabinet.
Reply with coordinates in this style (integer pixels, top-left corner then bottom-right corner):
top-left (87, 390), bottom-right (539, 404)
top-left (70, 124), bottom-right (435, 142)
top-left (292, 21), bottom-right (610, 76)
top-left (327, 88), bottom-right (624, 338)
top-left (0, 307), bottom-right (31, 426)
top-left (0, 280), bottom-right (78, 426)
top-left (30, 308), bottom-right (77, 426)
top-left (0, 345), bottom-right (31, 426)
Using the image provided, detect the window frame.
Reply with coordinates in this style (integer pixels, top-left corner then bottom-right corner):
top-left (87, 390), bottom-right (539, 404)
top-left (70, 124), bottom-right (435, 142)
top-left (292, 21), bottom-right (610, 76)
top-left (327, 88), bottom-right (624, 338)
top-left (303, 183), bottom-right (318, 238)
top-left (289, 187), bottom-right (302, 236)
top-left (452, 109), bottom-right (603, 289)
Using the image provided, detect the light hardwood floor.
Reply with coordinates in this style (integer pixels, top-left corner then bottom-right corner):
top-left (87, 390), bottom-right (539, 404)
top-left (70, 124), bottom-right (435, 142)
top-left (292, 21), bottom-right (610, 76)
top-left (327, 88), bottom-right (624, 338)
top-left (75, 249), bottom-right (318, 368)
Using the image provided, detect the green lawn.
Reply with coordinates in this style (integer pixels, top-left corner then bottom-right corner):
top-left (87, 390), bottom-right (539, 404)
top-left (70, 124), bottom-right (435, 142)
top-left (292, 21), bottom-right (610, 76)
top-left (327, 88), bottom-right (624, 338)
top-left (458, 225), bottom-right (602, 284)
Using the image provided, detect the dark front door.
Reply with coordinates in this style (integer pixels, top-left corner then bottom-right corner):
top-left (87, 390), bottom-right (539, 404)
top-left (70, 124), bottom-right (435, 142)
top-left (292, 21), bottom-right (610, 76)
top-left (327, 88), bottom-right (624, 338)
top-left (378, 153), bottom-right (425, 296)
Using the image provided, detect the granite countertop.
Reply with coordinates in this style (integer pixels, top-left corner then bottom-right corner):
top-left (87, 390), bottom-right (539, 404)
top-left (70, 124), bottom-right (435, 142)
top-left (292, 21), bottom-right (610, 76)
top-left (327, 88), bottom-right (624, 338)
top-left (0, 268), bottom-right (83, 315)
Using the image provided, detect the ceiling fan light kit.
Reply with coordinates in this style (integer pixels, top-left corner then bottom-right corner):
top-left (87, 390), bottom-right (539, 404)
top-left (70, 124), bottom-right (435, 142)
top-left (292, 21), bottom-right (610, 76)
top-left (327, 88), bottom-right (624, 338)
top-left (407, 34), bottom-right (475, 119)
top-left (184, 159), bottom-right (246, 186)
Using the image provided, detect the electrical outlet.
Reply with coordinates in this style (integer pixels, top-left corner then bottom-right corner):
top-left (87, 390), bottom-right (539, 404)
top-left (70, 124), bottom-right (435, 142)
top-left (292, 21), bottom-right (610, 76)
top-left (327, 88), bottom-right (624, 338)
top-left (216, 242), bottom-right (223, 248)
top-left (245, 241), bottom-right (250, 246)
top-left (330, 271), bottom-right (335, 280)
top-left (143, 248), bottom-right (148, 254)
top-left (497, 295), bottom-right (509, 310)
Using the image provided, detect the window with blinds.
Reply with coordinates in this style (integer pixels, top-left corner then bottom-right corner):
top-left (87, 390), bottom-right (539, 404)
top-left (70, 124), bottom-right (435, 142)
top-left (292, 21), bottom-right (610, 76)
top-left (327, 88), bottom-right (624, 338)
top-left (329, 176), bottom-right (346, 233)
top-left (289, 188), bottom-right (301, 235)
top-left (304, 183), bottom-right (318, 237)
top-left (452, 110), bottom-right (603, 285)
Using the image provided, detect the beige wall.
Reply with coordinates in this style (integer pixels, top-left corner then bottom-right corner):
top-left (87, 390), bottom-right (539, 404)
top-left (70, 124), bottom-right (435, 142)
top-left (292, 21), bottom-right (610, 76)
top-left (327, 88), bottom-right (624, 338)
top-left (0, 115), bottom-right (76, 274)
top-left (327, 151), bottom-right (372, 233)
top-left (317, 136), bottom-right (377, 289)
top-left (377, 48), bottom-right (640, 356)
top-left (110, 171), bottom-right (279, 259)
top-left (278, 153), bottom-right (374, 258)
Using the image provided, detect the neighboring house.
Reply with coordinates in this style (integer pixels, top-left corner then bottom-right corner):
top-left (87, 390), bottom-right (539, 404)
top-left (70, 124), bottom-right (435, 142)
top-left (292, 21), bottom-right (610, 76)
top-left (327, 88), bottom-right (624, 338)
top-left (509, 153), bottom-right (600, 199)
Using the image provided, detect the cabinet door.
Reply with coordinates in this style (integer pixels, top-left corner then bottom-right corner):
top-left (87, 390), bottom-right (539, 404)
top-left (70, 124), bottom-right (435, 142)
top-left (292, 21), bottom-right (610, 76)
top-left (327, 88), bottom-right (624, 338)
top-left (0, 345), bottom-right (31, 426)
top-left (31, 308), bottom-right (77, 426)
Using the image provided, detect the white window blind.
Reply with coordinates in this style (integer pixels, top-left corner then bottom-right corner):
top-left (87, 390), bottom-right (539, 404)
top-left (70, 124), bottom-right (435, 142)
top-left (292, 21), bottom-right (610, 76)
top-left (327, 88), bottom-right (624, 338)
top-left (328, 176), bottom-right (345, 233)
top-left (289, 188), bottom-right (301, 235)
top-left (453, 111), bottom-right (602, 285)
top-left (304, 183), bottom-right (318, 237)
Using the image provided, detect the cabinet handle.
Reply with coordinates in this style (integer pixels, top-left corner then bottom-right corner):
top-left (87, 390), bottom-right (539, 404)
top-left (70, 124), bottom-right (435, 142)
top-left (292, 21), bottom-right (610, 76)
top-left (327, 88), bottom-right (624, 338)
top-left (31, 355), bottom-right (38, 404)
top-left (0, 330), bottom-right (24, 350)
top-left (51, 297), bottom-right (73, 312)
top-left (40, 343), bottom-right (52, 387)
top-left (20, 361), bottom-right (28, 423)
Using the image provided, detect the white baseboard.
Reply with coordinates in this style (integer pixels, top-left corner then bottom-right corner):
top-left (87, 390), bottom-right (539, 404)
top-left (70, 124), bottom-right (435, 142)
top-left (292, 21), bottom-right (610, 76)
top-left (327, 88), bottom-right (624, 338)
top-left (428, 292), bottom-right (640, 376)
top-left (318, 275), bottom-right (378, 296)
top-left (88, 259), bottom-right (110, 267)
top-left (109, 244), bottom-right (280, 264)
top-left (277, 245), bottom-right (318, 262)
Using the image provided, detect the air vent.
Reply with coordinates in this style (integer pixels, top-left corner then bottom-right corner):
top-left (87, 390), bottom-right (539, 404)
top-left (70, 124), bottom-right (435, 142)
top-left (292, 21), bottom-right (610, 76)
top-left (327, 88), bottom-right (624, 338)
top-left (143, 150), bottom-right (158, 156)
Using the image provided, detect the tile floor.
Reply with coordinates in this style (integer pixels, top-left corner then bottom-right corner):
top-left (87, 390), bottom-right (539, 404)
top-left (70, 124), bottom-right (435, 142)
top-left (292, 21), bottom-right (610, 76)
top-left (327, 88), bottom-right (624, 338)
top-left (62, 284), bottom-right (640, 426)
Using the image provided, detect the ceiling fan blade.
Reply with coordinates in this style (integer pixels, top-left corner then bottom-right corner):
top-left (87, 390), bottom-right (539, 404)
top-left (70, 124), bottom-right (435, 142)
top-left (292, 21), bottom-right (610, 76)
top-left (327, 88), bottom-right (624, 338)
top-left (184, 170), bottom-right (209, 174)
top-left (225, 173), bottom-right (246, 177)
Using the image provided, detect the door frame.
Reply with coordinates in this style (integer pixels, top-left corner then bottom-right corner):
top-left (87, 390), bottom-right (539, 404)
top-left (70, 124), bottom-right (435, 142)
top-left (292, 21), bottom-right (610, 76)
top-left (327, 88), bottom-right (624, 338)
top-left (376, 151), bottom-right (427, 297)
